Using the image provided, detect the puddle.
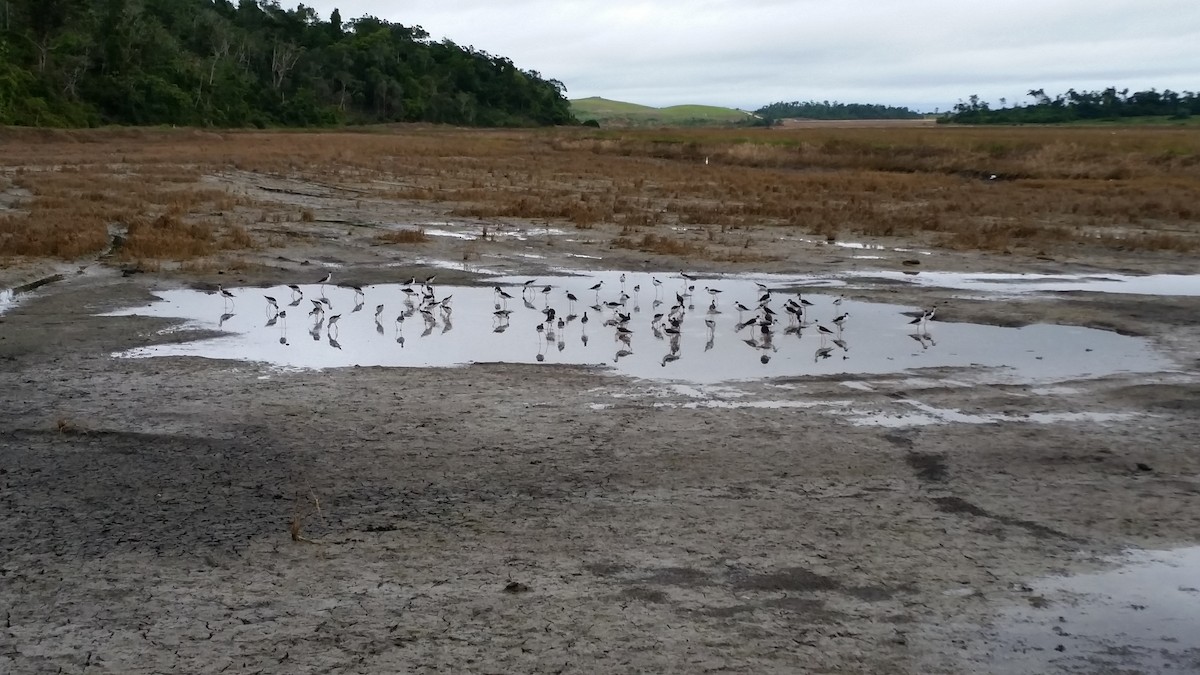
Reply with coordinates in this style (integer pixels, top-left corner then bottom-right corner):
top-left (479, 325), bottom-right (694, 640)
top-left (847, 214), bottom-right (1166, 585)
top-left (0, 274), bottom-right (66, 316)
top-left (839, 400), bottom-right (1137, 428)
top-left (393, 258), bottom-right (505, 275)
top-left (423, 229), bottom-right (476, 240)
top-left (103, 272), bottom-right (1173, 383)
top-left (846, 272), bottom-right (1200, 297)
top-left (983, 547), bottom-right (1200, 673)
top-left (636, 394), bottom-right (1135, 428)
top-left (415, 222), bottom-right (568, 241)
top-left (799, 238), bottom-right (934, 256)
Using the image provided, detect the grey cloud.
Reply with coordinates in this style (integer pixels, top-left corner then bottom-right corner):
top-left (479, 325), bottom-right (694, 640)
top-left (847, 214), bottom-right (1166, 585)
top-left (310, 1), bottom-right (1200, 111)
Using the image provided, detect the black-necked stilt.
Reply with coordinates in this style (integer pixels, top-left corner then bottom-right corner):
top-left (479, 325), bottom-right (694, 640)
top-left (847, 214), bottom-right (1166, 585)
top-left (287, 284), bottom-right (302, 301)
top-left (217, 285), bottom-right (235, 309)
top-left (909, 308), bottom-right (935, 335)
top-left (816, 323), bottom-right (833, 346)
top-left (497, 288), bottom-right (514, 308)
top-left (264, 295), bottom-right (279, 316)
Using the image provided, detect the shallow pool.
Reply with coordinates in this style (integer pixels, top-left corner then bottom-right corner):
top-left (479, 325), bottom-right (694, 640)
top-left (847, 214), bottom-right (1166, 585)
top-left (104, 272), bottom-right (1173, 384)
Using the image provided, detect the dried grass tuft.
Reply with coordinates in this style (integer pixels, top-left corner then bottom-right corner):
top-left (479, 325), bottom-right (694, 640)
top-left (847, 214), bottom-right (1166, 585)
top-left (377, 228), bottom-right (429, 244)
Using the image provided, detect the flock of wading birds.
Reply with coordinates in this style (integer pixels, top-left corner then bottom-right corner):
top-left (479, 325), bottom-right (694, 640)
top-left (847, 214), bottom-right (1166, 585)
top-left (214, 271), bottom-right (939, 365)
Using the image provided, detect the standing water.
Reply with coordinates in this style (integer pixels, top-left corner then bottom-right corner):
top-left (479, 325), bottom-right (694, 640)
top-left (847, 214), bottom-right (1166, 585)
top-left (104, 272), bottom-right (1172, 384)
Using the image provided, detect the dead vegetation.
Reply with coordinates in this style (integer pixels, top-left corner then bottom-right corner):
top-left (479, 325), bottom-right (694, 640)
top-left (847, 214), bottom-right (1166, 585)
top-left (289, 489), bottom-right (325, 545)
top-left (376, 227), bottom-right (429, 244)
top-left (1, 124), bottom-right (1197, 263)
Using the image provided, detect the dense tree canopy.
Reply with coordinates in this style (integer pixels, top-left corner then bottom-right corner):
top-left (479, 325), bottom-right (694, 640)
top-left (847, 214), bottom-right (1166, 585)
top-left (754, 100), bottom-right (922, 122)
top-left (0, 0), bottom-right (575, 127)
top-left (943, 88), bottom-right (1199, 124)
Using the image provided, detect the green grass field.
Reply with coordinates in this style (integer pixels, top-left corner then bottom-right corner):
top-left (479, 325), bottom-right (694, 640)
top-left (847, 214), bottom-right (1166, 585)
top-left (570, 97), bottom-right (756, 127)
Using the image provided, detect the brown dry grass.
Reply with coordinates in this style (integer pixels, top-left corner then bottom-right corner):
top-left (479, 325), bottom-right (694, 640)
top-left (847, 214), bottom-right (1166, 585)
top-left (0, 157), bottom-right (258, 261)
top-left (376, 227), bottom-right (429, 244)
top-left (1, 124), bottom-right (1197, 262)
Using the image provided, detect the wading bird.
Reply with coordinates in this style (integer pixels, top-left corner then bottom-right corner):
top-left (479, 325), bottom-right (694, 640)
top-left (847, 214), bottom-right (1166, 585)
top-left (217, 285), bottom-right (235, 309)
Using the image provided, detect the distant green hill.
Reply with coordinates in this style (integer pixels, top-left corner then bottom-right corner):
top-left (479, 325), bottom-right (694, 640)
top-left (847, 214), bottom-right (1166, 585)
top-left (571, 97), bottom-right (756, 127)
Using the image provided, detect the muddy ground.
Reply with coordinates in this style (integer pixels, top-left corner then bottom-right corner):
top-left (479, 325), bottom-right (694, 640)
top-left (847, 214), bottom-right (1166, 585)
top-left (2, 174), bottom-right (1200, 674)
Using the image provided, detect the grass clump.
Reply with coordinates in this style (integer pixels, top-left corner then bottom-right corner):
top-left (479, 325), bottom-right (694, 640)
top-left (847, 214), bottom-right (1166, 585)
top-left (613, 232), bottom-right (708, 257)
top-left (376, 227), bottom-right (429, 244)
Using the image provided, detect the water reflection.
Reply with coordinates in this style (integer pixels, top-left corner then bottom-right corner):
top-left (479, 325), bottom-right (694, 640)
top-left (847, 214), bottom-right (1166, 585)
top-left (982, 547), bottom-right (1200, 673)
top-left (104, 272), bottom-right (1172, 383)
top-left (845, 271), bottom-right (1200, 297)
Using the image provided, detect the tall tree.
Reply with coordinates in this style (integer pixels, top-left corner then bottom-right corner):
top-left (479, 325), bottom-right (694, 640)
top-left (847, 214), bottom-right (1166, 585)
top-left (0, 0), bottom-right (575, 127)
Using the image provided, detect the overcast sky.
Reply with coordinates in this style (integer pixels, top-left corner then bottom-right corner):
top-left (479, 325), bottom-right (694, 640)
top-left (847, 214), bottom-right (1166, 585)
top-left (304, 1), bottom-right (1200, 112)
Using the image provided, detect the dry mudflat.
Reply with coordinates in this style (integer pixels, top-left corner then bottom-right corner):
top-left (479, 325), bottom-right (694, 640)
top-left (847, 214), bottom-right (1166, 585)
top-left (2, 167), bottom-right (1200, 674)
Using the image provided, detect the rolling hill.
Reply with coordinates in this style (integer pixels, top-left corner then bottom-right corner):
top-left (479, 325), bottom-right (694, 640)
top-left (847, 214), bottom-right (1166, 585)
top-left (570, 97), bottom-right (757, 127)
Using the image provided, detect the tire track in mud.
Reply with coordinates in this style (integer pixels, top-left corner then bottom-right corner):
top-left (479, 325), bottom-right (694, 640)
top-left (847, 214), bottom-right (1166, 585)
top-left (886, 430), bottom-right (1084, 544)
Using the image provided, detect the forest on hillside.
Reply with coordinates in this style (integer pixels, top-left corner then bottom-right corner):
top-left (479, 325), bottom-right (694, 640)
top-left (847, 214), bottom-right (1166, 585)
top-left (0, 0), bottom-right (575, 127)
top-left (943, 88), bottom-right (1199, 124)
top-left (754, 100), bottom-right (922, 121)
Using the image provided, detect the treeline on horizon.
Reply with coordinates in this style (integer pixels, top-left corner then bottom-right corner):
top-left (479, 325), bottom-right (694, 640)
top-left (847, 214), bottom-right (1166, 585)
top-left (943, 88), bottom-right (1199, 124)
top-left (754, 100), bottom-right (923, 121)
top-left (0, 0), bottom-right (574, 128)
